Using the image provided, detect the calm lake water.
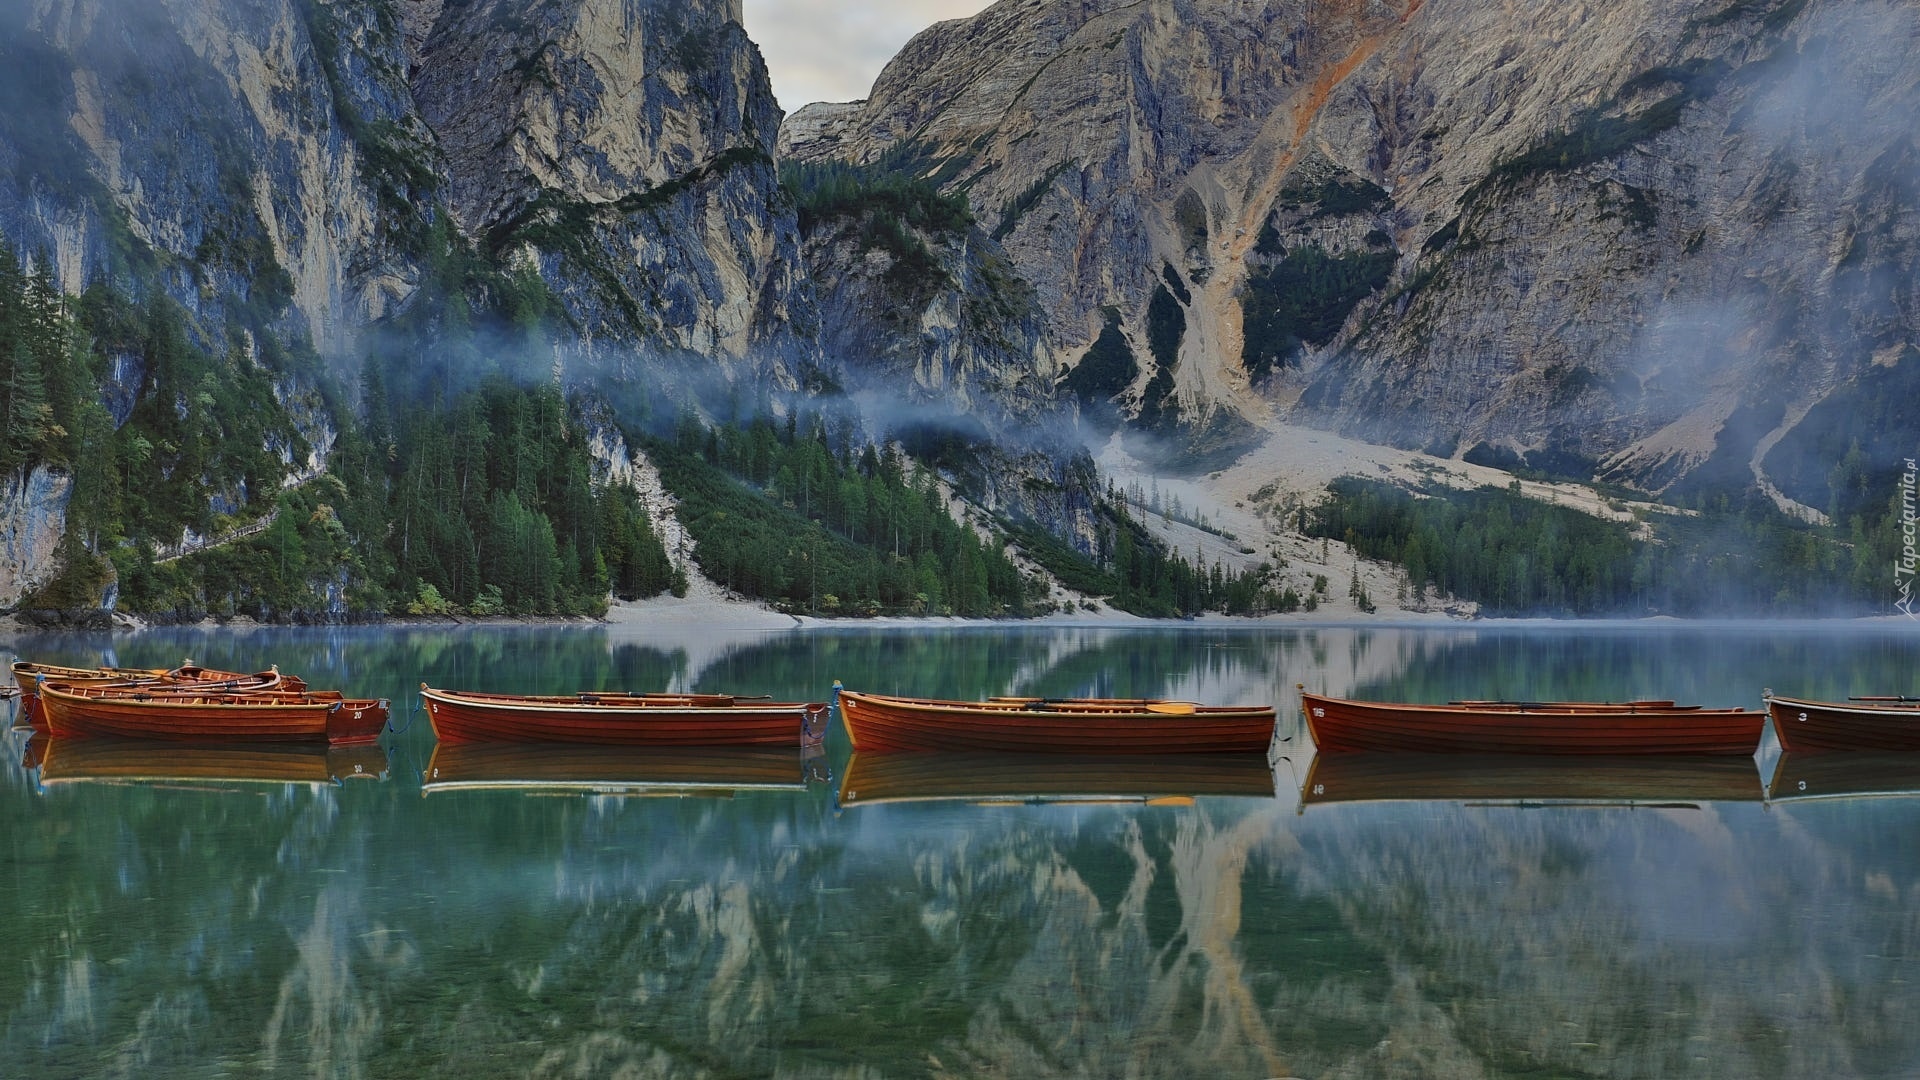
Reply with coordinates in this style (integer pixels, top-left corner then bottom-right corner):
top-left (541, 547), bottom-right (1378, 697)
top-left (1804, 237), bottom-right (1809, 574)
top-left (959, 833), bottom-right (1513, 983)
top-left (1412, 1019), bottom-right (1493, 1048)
top-left (4, 621), bottom-right (1919, 1078)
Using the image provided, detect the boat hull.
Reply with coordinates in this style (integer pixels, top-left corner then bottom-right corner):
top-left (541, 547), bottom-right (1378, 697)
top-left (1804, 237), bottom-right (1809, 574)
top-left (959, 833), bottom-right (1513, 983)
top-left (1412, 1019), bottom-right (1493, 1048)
top-left (836, 690), bottom-right (1277, 754)
top-left (420, 687), bottom-right (828, 745)
top-left (40, 686), bottom-right (387, 744)
top-left (838, 751), bottom-right (1276, 806)
top-left (1302, 692), bottom-right (1763, 755)
top-left (1300, 752), bottom-right (1763, 807)
top-left (1766, 695), bottom-right (1920, 752)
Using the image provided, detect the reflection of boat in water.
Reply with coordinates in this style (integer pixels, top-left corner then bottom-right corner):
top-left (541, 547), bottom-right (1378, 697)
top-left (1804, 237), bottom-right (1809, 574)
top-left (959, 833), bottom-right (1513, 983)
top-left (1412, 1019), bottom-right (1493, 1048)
top-left (1767, 752), bottom-right (1920, 802)
top-left (420, 685), bottom-right (829, 745)
top-left (37, 738), bottom-right (390, 788)
top-left (19, 730), bottom-right (47, 769)
top-left (836, 751), bottom-right (1276, 807)
top-left (420, 742), bottom-right (827, 796)
top-left (1764, 691), bottom-right (1920, 752)
top-left (1301, 689), bottom-right (1764, 755)
top-left (834, 688), bottom-right (1277, 753)
top-left (1298, 752), bottom-right (1764, 809)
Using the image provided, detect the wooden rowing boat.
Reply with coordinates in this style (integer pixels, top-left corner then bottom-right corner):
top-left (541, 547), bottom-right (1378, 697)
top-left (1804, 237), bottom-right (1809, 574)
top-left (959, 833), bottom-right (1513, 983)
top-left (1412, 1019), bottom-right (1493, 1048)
top-left (1763, 691), bottom-right (1920, 752)
top-left (419, 685), bottom-right (830, 745)
top-left (836, 751), bottom-right (1275, 806)
top-left (833, 687), bottom-right (1277, 753)
top-left (11, 660), bottom-right (301, 729)
top-left (38, 682), bottom-right (388, 744)
top-left (1767, 751), bottom-right (1920, 802)
top-left (1298, 752), bottom-right (1763, 809)
top-left (420, 742), bottom-right (823, 795)
top-left (1300, 688), bottom-right (1764, 755)
top-left (37, 738), bottom-right (390, 788)
top-left (13, 660), bottom-right (164, 728)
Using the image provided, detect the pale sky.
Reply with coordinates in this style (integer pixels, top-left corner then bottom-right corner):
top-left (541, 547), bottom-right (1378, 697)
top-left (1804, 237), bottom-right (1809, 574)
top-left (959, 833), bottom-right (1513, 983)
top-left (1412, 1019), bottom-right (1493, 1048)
top-left (743, 1), bottom-right (995, 111)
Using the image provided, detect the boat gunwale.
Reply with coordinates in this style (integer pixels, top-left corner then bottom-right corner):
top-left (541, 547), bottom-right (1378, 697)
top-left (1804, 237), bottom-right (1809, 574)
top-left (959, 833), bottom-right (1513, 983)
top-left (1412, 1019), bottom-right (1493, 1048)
top-left (1765, 693), bottom-right (1920, 717)
top-left (1302, 691), bottom-right (1751, 718)
top-left (838, 689), bottom-right (1272, 719)
top-left (420, 685), bottom-right (818, 716)
top-left (40, 682), bottom-right (349, 714)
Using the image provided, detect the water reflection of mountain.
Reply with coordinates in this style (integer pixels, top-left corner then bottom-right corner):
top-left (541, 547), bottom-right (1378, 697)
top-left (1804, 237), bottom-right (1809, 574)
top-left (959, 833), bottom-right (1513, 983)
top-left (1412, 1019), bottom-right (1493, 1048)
top-left (1343, 623), bottom-right (1918, 713)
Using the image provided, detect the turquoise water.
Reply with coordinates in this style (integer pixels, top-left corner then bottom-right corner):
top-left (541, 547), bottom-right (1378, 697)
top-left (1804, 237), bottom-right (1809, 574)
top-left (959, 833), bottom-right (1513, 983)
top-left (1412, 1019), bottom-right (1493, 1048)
top-left (2, 622), bottom-right (1918, 1078)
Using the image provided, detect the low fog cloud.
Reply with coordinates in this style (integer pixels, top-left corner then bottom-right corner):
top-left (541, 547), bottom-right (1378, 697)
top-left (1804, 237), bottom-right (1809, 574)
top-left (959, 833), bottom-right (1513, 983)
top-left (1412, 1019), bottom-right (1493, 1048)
top-left (742, 0), bottom-right (993, 109)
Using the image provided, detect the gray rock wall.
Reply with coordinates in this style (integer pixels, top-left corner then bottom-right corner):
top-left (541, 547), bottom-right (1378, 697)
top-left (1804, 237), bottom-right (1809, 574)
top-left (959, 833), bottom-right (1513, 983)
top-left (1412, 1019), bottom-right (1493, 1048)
top-left (0, 467), bottom-right (73, 608)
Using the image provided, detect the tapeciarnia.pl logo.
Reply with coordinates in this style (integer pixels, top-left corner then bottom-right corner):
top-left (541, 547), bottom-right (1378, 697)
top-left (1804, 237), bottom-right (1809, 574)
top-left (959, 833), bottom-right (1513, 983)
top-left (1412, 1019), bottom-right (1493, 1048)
top-left (1898, 458), bottom-right (1917, 618)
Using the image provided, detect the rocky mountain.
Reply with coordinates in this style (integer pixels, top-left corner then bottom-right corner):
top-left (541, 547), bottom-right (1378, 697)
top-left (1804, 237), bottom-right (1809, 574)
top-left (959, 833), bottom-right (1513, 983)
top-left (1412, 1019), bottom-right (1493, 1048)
top-left (782, 0), bottom-right (1920, 509)
top-left (3, 0), bottom-right (1913, 615)
top-left (0, 0), bottom-right (972, 602)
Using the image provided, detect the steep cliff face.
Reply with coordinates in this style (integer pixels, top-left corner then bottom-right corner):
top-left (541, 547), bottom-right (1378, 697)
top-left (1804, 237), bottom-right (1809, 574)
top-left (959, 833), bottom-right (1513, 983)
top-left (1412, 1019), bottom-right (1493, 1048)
top-left (782, 0), bottom-right (1920, 496)
top-left (0, 467), bottom-right (73, 608)
top-left (796, 204), bottom-right (1058, 427)
top-left (0, 0), bottom-right (822, 383)
top-left (409, 0), bottom-right (813, 375)
top-left (0, 0), bottom-right (418, 352)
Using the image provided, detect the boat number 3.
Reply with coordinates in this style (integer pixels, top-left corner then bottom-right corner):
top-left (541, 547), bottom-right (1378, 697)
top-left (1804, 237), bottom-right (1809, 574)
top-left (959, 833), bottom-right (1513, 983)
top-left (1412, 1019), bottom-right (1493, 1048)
top-left (1799, 781), bottom-right (1808, 791)
top-left (1798, 712), bottom-right (1808, 722)
top-left (1311, 708), bottom-right (1324, 718)
top-left (432, 768), bottom-right (439, 778)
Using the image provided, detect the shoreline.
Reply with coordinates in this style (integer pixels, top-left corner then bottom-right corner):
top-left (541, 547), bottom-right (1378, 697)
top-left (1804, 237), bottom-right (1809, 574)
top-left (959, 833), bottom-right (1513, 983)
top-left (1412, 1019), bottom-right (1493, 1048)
top-left (4, 594), bottom-right (1917, 638)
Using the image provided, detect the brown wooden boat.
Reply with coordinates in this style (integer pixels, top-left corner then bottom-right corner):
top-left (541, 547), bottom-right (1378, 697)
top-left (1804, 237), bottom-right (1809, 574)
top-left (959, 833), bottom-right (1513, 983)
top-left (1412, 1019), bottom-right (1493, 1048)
top-left (1300, 688), bottom-right (1763, 755)
top-left (1763, 691), bottom-right (1920, 752)
top-left (834, 688), bottom-right (1277, 754)
top-left (37, 738), bottom-right (390, 788)
top-left (837, 750), bottom-right (1276, 807)
top-left (421, 741), bottom-right (822, 795)
top-left (38, 682), bottom-right (388, 744)
top-left (13, 660), bottom-right (165, 728)
top-left (12, 660), bottom-right (302, 729)
top-left (1299, 752), bottom-right (1763, 809)
top-left (419, 685), bottom-right (830, 745)
top-left (1767, 751), bottom-right (1920, 802)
